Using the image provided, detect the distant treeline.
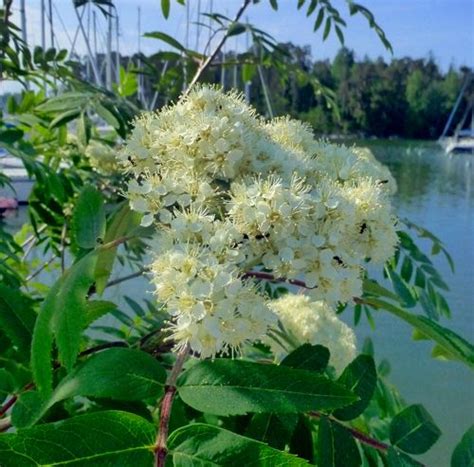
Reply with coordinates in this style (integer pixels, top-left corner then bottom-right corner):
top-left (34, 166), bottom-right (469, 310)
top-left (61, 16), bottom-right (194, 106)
top-left (3, 44), bottom-right (471, 140)
top-left (246, 45), bottom-right (473, 140)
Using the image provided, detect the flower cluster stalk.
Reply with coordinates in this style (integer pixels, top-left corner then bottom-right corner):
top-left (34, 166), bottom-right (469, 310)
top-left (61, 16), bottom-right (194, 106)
top-left (154, 345), bottom-right (190, 467)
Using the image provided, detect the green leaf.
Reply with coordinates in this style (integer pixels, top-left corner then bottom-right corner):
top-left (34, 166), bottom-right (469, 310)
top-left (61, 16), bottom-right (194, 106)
top-left (168, 423), bottom-right (308, 466)
top-left (95, 202), bottom-right (141, 295)
top-left (363, 278), bottom-right (400, 302)
top-left (386, 267), bottom-right (416, 308)
top-left (323, 17), bottom-right (332, 40)
top-left (0, 411), bottom-right (155, 466)
top-left (242, 63), bottom-right (256, 82)
top-left (95, 102), bottom-right (120, 129)
top-left (451, 425), bottom-right (474, 467)
top-left (13, 348), bottom-right (166, 428)
top-left (31, 252), bottom-right (98, 395)
top-left (0, 369), bottom-right (15, 400)
top-left (307, 0), bottom-right (318, 17)
top-left (36, 91), bottom-right (91, 113)
top-left (387, 447), bottom-right (423, 466)
top-left (401, 256), bottom-right (413, 283)
top-left (48, 109), bottom-right (80, 128)
top-left (227, 22), bottom-right (247, 37)
top-left (333, 354), bottom-right (376, 421)
top-left (318, 417), bottom-right (361, 467)
top-left (269, 0), bottom-right (278, 10)
top-left (77, 111), bottom-right (91, 145)
top-left (0, 285), bottom-right (36, 354)
top-left (115, 66), bottom-right (139, 98)
top-left (335, 25), bottom-right (345, 45)
top-left (389, 404), bottom-right (441, 454)
top-left (54, 253), bottom-right (97, 372)
top-left (281, 344), bottom-right (329, 372)
top-left (85, 300), bottom-right (118, 326)
top-left (72, 185), bottom-right (106, 250)
top-left (363, 297), bottom-right (474, 369)
top-left (177, 359), bottom-right (357, 416)
top-left (11, 391), bottom-right (46, 428)
top-left (161, 0), bottom-right (170, 18)
top-left (144, 31), bottom-right (186, 52)
top-left (246, 413), bottom-right (298, 449)
top-left (313, 8), bottom-right (325, 31)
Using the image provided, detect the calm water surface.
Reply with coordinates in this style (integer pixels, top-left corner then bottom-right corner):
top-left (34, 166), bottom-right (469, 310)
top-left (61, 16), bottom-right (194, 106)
top-left (353, 141), bottom-right (474, 466)
top-left (3, 141), bottom-right (473, 466)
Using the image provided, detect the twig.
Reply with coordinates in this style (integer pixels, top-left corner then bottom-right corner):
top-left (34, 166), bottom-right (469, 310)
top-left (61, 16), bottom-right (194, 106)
top-left (309, 412), bottom-right (390, 453)
top-left (20, 225), bottom-right (48, 249)
top-left (99, 236), bottom-right (133, 251)
top-left (242, 271), bottom-right (315, 289)
top-left (154, 345), bottom-right (190, 467)
top-left (105, 267), bottom-right (148, 288)
top-left (25, 255), bottom-right (57, 282)
top-left (184, 0), bottom-right (252, 95)
top-left (0, 416), bottom-right (11, 432)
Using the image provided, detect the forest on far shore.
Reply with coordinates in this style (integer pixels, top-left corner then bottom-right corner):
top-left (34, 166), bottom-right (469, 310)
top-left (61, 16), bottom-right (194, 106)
top-left (248, 46), bottom-right (473, 140)
top-left (1, 45), bottom-right (471, 140)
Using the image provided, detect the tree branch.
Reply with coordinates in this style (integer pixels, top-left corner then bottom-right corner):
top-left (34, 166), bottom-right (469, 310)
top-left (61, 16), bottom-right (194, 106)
top-left (26, 255), bottom-right (57, 282)
top-left (154, 344), bottom-right (190, 467)
top-left (105, 267), bottom-right (148, 288)
top-left (184, 0), bottom-right (252, 95)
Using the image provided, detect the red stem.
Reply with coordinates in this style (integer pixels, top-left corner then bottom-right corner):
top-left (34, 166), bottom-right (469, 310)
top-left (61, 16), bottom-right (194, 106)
top-left (154, 345), bottom-right (190, 467)
top-left (309, 412), bottom-right (389, 452)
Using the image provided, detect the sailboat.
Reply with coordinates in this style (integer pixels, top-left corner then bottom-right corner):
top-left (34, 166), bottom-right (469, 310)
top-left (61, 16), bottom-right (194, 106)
top-left (439, 73), bottom-right (474, 154)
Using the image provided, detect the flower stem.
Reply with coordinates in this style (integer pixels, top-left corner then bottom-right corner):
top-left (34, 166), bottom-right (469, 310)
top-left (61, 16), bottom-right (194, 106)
top-left (154, 345), bottom-right (190, 467)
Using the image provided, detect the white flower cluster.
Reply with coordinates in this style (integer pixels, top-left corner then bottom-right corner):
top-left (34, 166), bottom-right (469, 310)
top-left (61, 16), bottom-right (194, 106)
top-left (269, 294), bottom-right (357, 375)
top-left (85, 141), bottom-right (119, 176)
top-left (120, 86), bottom-right (398, 358)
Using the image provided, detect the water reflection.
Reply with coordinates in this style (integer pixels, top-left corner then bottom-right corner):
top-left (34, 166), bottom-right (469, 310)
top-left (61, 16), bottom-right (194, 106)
top-left (366, 141), bottom-right (474, 203)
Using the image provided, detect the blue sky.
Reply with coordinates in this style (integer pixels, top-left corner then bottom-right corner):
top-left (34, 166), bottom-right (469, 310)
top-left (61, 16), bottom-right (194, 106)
top-left (6, 0), bottom-right (474, 80)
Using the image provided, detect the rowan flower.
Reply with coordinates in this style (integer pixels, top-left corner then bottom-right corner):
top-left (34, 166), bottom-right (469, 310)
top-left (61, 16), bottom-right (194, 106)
top-left (85, 141), bottom-right (119, 175)
top-left (269, 294), bottom-right (357, 374)
top-left (119, 85), bottom-right (398, 358)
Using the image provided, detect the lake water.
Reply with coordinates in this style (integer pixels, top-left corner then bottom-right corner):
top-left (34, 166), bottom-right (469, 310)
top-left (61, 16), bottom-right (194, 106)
top-left (2, 141), bottom-right (473, 465)
top-left (352, 141), bottom-right (474, 466)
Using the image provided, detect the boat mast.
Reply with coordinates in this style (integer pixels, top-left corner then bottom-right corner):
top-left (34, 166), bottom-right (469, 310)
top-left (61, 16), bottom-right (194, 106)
top-left (137, 6), bottom-right (144, 104)
top-left (19, 0), bottom-right (27, 45)
top-left (195, 0), bottom-right (201, 51)
top-left (41, 0), bottom-right (46, 50)
top-left (183, 0), bottom-right (190, 90)
top-left (115, 13), bottom-right (120, 83)
top-left (244, 17), bottom-right (251, 103)
top-left (86, 1), bottom-right (91, 82)
top-left (440, 74), bottom-right (472, 139)
top-left (48, 0), bottom-right (54, 48)
top-left (106, 4), bottom-right (113, 90)
top-left (74, 4), bottom-right (102, 86)
top-left (19, 0), bottom-right (28, 89)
